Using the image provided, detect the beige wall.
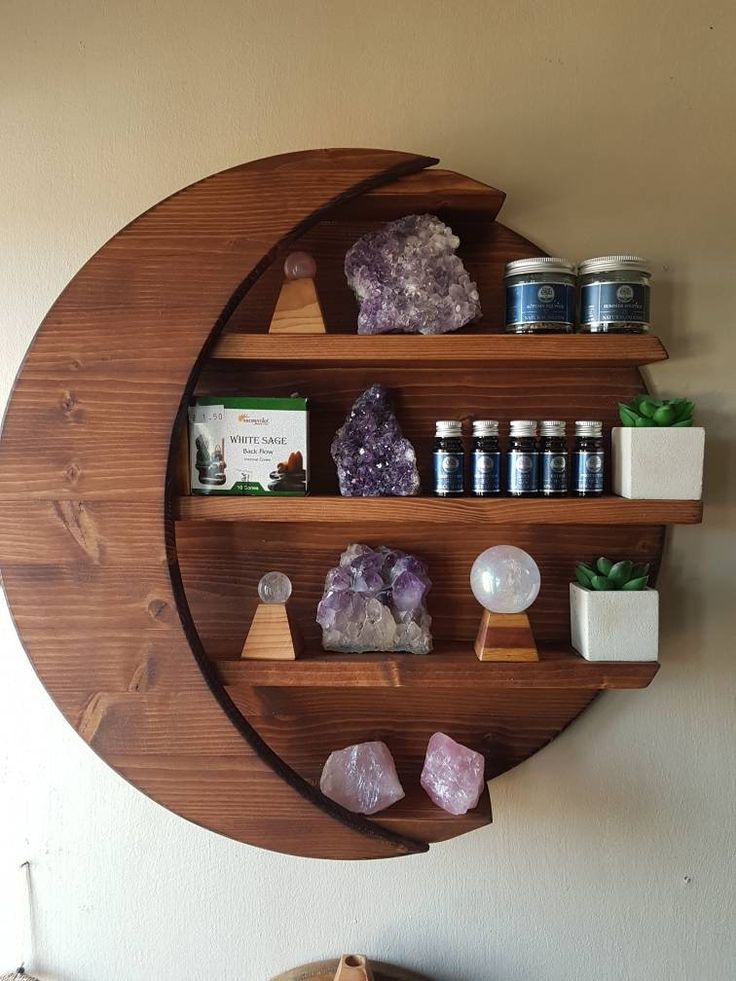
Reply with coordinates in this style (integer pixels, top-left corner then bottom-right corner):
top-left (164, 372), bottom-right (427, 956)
top-left (1, 2), bottom-right (735, 979)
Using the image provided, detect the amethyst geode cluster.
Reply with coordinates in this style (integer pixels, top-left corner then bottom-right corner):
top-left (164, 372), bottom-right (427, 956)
top-left (331, 384), bottom-right (420, 496)
top-left (344, 213), bottom-right (482, 335)
top-left (317, 544), bottom-right (432, 654)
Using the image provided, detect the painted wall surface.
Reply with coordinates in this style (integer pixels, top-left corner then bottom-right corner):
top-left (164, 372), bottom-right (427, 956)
top-left (1, 2), bottom-right (735, 979)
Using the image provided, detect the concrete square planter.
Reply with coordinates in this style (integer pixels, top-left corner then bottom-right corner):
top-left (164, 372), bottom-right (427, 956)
top-left (612, 426), bottom-right (705, 499)
top-left (569, 582), bottom-right (659, 661)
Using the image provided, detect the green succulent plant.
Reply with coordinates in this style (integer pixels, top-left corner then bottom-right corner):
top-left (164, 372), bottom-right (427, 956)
top-left (618, 394), bottom-right (694, 428)
top-left (575, 556), bottom-right (650, 591)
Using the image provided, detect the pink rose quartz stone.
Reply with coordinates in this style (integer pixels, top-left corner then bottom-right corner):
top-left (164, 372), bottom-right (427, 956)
top-left (319, 740), bottom-right (405, 815)
top-left (420, 732), bottom-right (485, 815)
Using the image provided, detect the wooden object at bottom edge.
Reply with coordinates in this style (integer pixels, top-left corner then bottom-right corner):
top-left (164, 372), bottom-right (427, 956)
top-left (334, 954), bottom-right (375, 981)
top-left (474, 610), bottom-right (539, 662)
top-left (241, 603), bottom-right (301, 660)
top-left (272, 957), bottom-right (429, 981)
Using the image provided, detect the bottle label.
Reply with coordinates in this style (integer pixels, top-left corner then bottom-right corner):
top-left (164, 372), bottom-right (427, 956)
top-left (507, 450), bottom-right (538, 494)
top-left (472, 451), bottom-right (501, 494)
top-left (434, 451), bottom-right (464, 494)
top-left (575, 450), bottom-right (604, 492)
top-left (542, 450), bottom-right (568, 493)
top-left (506, 282), bottom-right (575, 326)
top-left (580, 282), bottom-right (650, 326)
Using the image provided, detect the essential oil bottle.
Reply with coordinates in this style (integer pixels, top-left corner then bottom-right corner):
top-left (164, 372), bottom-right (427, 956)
top-left (574, 420), bottom-right (604, 496)
top-left (506, 420), bottom-right (538, 496)
top-left (540, 420), bottom-right (569, 496)
top-left (471, 420), bottom-right (501, 496)
top-left (433, 420), bottom-right (464, 496)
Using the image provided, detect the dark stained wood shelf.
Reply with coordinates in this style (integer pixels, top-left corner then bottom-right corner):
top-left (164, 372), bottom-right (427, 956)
top-left (369, 781), bottom-right (491, 844)
top-left (2, 147), bottom-right (687, 860)
top-left (175, 495), bottom-right (702, 525)
top-left (328, 167), bottom-right (506, 221)
top-left (218, 645), bottom-right (659, 690)
top-left (210, 332), bottom-right (668, 366)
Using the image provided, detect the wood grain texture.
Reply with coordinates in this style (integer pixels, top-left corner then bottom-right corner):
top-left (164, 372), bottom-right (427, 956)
top-left (269, 277), bottom-right (326, 334)
top-left (474, 611), bottom-right (539, 661)
top-left (217, 647), bottom-right (659, 690)
top-left (329, 166), bottom-right (506, 221)
top-left (227, 684), bottom-right (597, 785)
top-left (241, 603), bottom-right (299, 660)
top-left (0, 149), bottom-right (447, 860)
top-left (212, 332), bottom-right (669, 365)
top-left (175, 495), bottom-right (702, 525)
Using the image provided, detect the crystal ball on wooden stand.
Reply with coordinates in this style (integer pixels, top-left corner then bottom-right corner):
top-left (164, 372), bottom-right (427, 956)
top-left (242, 571), bottom-right (300, 661)
top-left (470, 545), bottom-right (541, 661)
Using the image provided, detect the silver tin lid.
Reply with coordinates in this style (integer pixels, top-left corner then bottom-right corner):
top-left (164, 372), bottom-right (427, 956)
top-left (509, 419), bottom-right (537, 437)
top-left (578, 255), bottom-right (651, 276)
top-left (540, 420), bottom-right (566, 436)
top-left (505, 257), bottom-right (575, 278)
top-left (575, 420), bottom-right (603, 436)
top-left (435, 420), bottom-right (463, 436)
top-left (472, 419), bottom-right (499, 436)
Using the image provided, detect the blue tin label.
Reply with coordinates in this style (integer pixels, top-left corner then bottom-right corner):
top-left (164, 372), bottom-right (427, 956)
top-left (506, 282), bottom-right (575, 326)
top-left (574, 450), bottom-right (604, 492)
top-left (434, 450), bottom-right (464, 494)
top-left (507, 450), bottom-right (538, 494)
top-left (472, 451), bottom-right (501, 494)
top-left (581, 282), bottom-right (650, 325)
top-left (542, 450), bottom-right (568, 493)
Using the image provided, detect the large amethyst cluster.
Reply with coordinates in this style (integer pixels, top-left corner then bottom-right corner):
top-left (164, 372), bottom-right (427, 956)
top-left (331, 384), bottom-right (420, 496)
top-left (344, 213), bottom-right (482, 335)
top-left (317, 544), bottom-right (432, 654)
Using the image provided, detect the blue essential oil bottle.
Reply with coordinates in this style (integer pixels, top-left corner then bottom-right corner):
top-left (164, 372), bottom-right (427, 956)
top-left (506, 420), bottom-right (538, 496)
top-left (471, 419), bottom-right (501, 496)
top-left (433, 420), bottom-right (465, 496)
top-left (573, 420), bottom-right (604, 496)
top-left (540, 419), bottom-right (569, 496)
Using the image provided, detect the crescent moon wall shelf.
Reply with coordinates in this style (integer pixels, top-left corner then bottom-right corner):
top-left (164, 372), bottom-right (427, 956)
top-left (0, 149), bottom-right (702, 860)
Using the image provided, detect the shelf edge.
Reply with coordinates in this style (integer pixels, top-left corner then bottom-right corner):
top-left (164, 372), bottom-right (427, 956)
top-left (175, 496), bottom-right (703, 526)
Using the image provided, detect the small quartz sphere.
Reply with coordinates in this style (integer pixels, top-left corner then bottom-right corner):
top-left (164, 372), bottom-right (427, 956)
top-left (257, 571), bottom-right (292, 604)
top-left (470, 545), bottom-right (541, 614)
top-left (283, 251), bottom-right (317, 280)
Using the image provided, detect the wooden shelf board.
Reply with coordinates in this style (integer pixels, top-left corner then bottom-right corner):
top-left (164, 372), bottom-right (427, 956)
top-left (328, 167), bottom-right (506, 221)
top-left (210, 332), bottom-right (668, 366)
top-left (368, 781), bottom-right (491, 843)
top-left (219, 645), bottom-right (659, 690)
top-left (176, 495), bottom-right (702, 526)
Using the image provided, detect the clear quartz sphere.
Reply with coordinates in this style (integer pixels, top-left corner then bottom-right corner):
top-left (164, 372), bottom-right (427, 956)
top-left (470, 545), bottom-right (541, 614)
top-left (283, 251), bottom-right (317, 280)
top-left (258, 571), bottom-right (292, 604)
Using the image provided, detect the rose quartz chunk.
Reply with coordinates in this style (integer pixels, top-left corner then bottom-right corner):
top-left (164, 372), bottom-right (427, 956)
top-left (320, 741), bottom-right (405, 815)
top-left (420, 732), bottom-right (485, 815)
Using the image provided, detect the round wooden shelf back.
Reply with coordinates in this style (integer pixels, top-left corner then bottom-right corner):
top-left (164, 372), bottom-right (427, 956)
top-left (0, 148), bottom-right (667, 860)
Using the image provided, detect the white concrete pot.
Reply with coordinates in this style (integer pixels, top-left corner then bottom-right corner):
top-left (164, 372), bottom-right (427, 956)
top-left (612, 426), bottom-right (705, 499)
top-left (569, 582), bottom-right (659, 661)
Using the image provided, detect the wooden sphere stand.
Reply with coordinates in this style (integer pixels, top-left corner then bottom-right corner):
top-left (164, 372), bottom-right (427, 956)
top-left (474, 610), bottom-right (539, 662)
top-left (0, 149), bottom-right (699, 860)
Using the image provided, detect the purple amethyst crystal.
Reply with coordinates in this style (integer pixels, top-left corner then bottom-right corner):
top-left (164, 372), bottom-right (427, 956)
top-left (331, 384), bottom-right (420, 496)
top-left (344, 213), bottom-right (482, 335)
top-left (317, 544), bottom-right (432, 654)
